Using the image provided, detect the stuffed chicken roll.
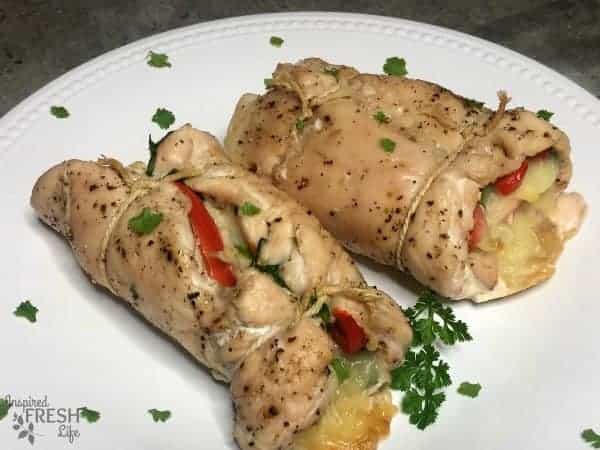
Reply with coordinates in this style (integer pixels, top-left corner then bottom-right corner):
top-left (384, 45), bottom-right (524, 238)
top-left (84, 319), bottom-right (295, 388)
top-left (225, 58), bottom-right (586, 301)
top-left (30, 124), bottom-right (412, 450)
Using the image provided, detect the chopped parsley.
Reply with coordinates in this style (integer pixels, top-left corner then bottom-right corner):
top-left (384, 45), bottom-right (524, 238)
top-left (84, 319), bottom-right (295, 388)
top-left (239, 202), bottom-right (261, 216)
top-left (0, 398), bottom-right (11, 421)
top-left (408, 290), bottom-right (472, 346)
top-left (148, 409), bottom-right (171, 422)
top-left (379, 138), bottom-right (396, 153)
top-left (269, 36), bottom-right (284, 47)
top-left (235, 243), bottom-right (253, 260)
top-left (145, 131), bottom-right (173, 176)
top-left (264, 78), bottom-right (273, 88)
top-left (296, 118), bottom-right (305, 130)
top-left (130, 284), bottom-right (139, 301)
top-left (128, 208), bottom-right (163, 235)
top-left (147, 51), bottom-right (171, 68)
top-left (464, 98), bottom-right (485, 109)
top-left (316, 303), bottom-right (331, 324)
top-left (383, 57), bottom-right (408, 77)
top-left (330, 357), bottom-right (350, 383)
top-left (252, 238), bottom-right (288, 289)
top-left (50, 106), bottom-right (69, 119)
top-left (146, 135), bottom-right (159, 176)
top-left (256, 264), bottom-right (288, 289)
top-left (79, 407), bottom-right (100, 423)
top-left (582, 429), bottom-right (600, 448)
top-left (14, 300), bottom-right (38, 323)
top-left (457, 382), bottom-right (481, 398)
top-left (152, 108), bottom-right (175, 130)
top-left (536, 109), bottom-right (554, 121)
top-left (373, 111), bottom-right (391, 124)
top-left (390, 290), bottom-right (472, 430)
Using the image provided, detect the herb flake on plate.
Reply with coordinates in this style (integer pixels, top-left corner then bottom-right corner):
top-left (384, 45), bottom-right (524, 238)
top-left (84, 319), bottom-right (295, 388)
top-left (152, 108), bottom-right (175, 130)
top-left (383, 57), bottom-right (408, 77)
top-left (148, 409), bottom-right (171, 423)
top-left (147, 51), bottom-right (171, 68)
top-left (50, 106), bottom-right (69, 119)
top-left (457, 382), bottom-right (482, 398)
top-left (14, 300), bottom-right (38, 323)
top-left (269, 36), bottom-right (284, 47)
top-left (79, 407), bottom-right (100, 423)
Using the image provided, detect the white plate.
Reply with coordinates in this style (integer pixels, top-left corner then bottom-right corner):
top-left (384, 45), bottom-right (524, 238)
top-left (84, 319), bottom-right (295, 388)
top-left (1, 12), bottom-right (599, 450)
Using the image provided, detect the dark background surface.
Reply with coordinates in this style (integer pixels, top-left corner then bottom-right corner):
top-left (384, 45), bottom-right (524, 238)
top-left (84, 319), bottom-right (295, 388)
top-left (1, 0), bottom-right (599, 116)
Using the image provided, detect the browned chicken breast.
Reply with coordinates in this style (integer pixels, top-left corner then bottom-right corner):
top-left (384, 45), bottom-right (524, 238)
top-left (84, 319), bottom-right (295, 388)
top-left (225, 58), bottom-right (586, 301)
top-left (31, 125), bottom-right (412, 450)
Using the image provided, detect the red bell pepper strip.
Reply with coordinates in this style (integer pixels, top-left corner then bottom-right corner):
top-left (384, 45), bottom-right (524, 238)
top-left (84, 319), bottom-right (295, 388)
top-left (175, 182), bottom-right (236, 287)
top-left (331, 309), bottom-right (367, 354)
top-left (495, 160), bottom-right (528, 195)
top-left (468, 204), bottom-right (487, 250)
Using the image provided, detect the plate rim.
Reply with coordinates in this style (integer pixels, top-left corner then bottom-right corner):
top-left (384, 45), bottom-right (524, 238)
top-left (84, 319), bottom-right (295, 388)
top-left (1, 10), bottom-right (600, 155)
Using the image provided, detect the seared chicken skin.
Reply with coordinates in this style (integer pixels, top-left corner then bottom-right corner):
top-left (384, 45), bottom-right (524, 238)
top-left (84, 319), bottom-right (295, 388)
top-left (31, 125), bottom-right (412, 450)
top-left (225, 58), bottom-right (586, 301)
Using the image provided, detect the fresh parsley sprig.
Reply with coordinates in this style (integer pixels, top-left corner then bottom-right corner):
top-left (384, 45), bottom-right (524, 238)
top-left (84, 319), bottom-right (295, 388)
top-left (391, 290), bottom-right (472, 430)
top-left (406, 290), bottom-right (472, 346)
top-left (582, 428), bottom-right (600, 448)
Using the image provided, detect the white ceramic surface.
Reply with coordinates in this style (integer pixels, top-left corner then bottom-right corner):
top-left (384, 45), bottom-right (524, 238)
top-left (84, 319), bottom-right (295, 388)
top-left (1, 12), bottom-right (598, 450)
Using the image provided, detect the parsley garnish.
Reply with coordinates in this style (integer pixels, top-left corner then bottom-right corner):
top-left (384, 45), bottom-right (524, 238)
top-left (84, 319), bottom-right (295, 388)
top-left (235, 243), bottom-right (253, 260)
top-left (147, 51), bottom-right (171, 68)
top-left (379, 138), bottom-right (396, 153)
top-left (128, 208), bottom-right (163, 235)
top-left (252, 238), bottom-right (288, 289)
top-left (457, 382), bottom-right (481, 398)
top-left (390, 290), bottom-right (472, 430)
top-left (130, 284), bottom-right (139, 301)
top-left (239, 202), bottom-right (261, 216)
top-left (146, 135), bottom-right (159, 176)
top-left (373, 111), bottom-right (390, 124)
top-left (0, 398), bottom-right (11, 421)
top-left (383, 57), bottom-right (408, 77)
top-left (152, 108), bottom-right (175, 130)
top-left (256, 264), bottom-right (288, 288)
top-left (296, 118), bottom-right (305, 130)
top-left (408, 290), bottom-right (471, 346)
top-left (148, 409), bottom-right (171, 423)
top-left (330, 357), bottom-right (350, 383)
top-left (145, 131), bottom-right (173, 176)
top-left (269, 36), bottom-right (284, 47)
top-left (79, 407), bottom-right (100, 423)
top-left (324, 67), bottom-right (340, 80)
top-left (464, 98), bottom-right (485, 109)
top-left (264, 78), bottom-right (273, 88)
top-left (536, 109), bottom-right (554, 121)
top-left (14, 300), bottom-right (38, 323)
top-left (50, 106), bottom-right (69, 119)
top-left (583, 429), bottom-right (600, 448)
top-left (316, 303), bottom-right (331, 324)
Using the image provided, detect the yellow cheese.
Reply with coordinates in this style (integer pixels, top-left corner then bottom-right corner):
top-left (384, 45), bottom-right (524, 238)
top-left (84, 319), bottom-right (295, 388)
top-left (294, 356), bottom-right (396, 450)
top-left (480, 204), bottom-right (563, 289)
top-left (512, 154), bottom-right (559, 203)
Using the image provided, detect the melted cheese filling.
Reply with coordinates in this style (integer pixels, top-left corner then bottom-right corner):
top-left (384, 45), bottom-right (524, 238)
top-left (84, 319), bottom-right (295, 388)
top-left (477, 153), bottom-right (563, 289)
top-left (293, 356), bottom-right (396, 450)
